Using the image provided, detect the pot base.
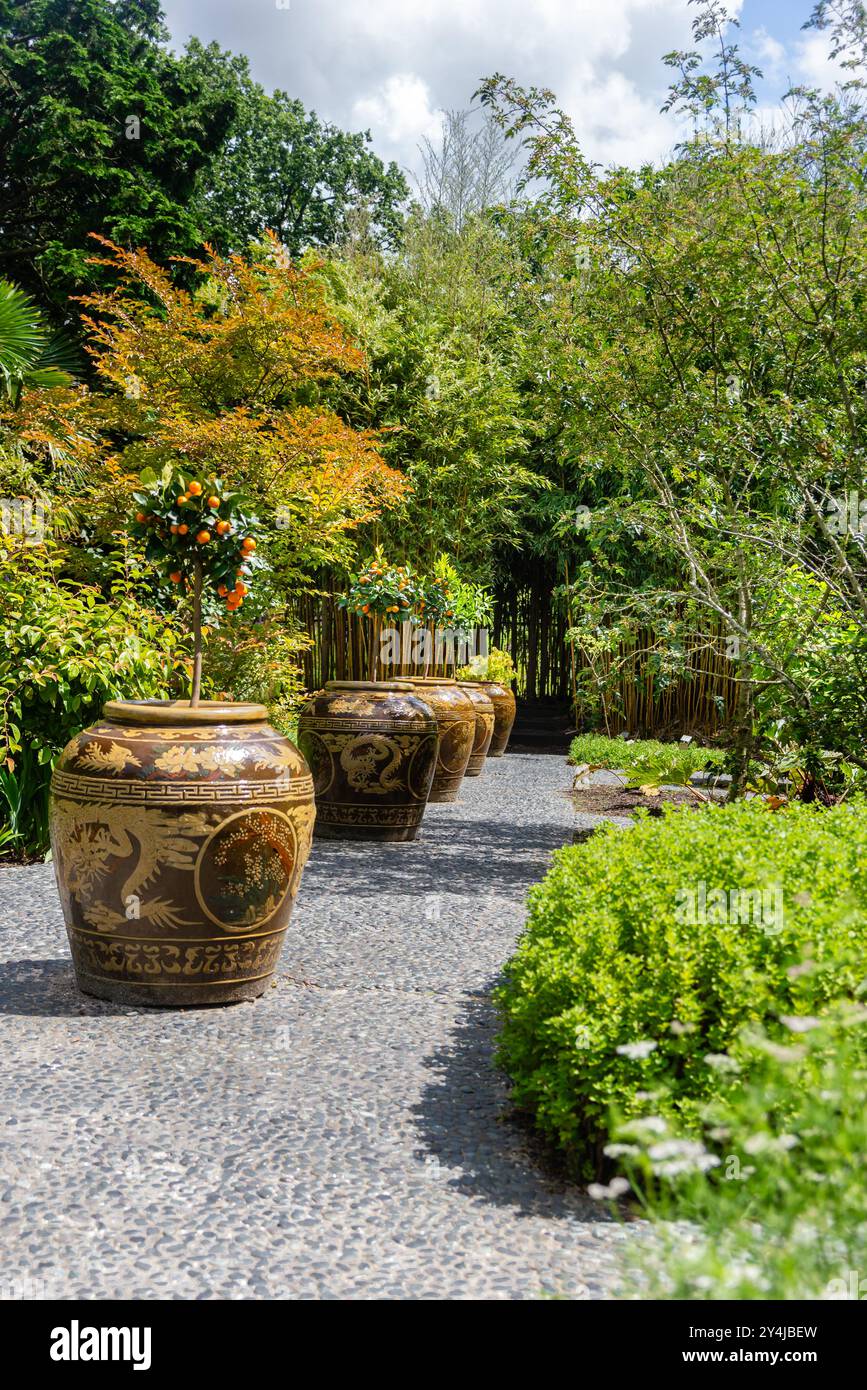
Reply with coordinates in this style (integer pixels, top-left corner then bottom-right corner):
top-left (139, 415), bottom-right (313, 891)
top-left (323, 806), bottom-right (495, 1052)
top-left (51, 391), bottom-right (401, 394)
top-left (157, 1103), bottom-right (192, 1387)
top-left (313, 823), bottom-right (420, 843)
top-left (428, 787), bottom-right (461, 803)
top-left (75, 970), bottom-right (273, 1008)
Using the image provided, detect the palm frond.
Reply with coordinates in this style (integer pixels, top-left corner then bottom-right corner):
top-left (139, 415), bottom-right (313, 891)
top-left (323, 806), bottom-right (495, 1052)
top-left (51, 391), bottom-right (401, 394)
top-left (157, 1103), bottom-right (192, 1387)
top-left (0, 280), bottom-right (78, 403)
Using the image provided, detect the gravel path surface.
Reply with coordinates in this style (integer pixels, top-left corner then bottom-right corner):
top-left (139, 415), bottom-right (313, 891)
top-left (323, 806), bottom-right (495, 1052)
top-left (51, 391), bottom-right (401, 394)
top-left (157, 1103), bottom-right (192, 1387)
top-left (0, 753), bottom-right (635, 1301)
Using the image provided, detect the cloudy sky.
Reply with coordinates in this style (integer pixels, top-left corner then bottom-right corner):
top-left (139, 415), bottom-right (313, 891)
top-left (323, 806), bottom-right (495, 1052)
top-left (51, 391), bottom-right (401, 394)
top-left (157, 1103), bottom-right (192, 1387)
top-left (159, 1), bottom-right (847, 183)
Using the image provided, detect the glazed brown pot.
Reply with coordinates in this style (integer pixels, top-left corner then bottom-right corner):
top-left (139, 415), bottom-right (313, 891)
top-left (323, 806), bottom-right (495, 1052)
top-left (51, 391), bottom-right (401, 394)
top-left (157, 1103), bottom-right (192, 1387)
top-left (297, 680), bottom-right (438, 841)
top-left (408, 678), bottom-right (476, 802)
top-left (477, 681), bottom-right (517, 756)
top-left (457, 682), bottom-right (495, 776)
top-left (49, 700), bottom-right (315, 1007)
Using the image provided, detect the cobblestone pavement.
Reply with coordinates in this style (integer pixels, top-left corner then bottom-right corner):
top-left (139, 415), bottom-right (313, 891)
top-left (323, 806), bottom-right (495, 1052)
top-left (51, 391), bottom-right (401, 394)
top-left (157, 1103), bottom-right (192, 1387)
top-left (0, 753), bottom-right (636, 1300)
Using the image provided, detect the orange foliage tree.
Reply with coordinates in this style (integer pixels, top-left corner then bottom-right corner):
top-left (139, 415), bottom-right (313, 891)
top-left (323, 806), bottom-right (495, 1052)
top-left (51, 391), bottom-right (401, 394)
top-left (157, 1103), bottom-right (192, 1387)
top-left (71, 232), bottom-right (407, 584)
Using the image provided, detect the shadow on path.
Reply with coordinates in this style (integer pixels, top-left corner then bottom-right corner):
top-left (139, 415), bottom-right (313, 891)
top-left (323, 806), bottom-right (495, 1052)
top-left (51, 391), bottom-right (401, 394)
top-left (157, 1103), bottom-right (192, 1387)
top-left (413, 983), bottom-right (611, 1224)
top-left (0, 958), bottom-right (132, 1016)
top-left (298, 816), bottom-right (573, 901)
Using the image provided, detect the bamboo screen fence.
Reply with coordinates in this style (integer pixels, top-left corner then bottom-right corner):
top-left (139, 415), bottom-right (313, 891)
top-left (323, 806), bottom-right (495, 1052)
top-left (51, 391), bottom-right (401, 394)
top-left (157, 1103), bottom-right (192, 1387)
top-left (293, 570), bottom-right (739, 737)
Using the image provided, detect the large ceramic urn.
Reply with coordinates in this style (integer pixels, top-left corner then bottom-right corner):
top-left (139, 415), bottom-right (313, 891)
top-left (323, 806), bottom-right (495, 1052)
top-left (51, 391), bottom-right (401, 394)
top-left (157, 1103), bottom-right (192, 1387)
top-left (49, 700), bottom-right (315, 1007)
top-left (457, 682), bottom-right (495, 776)
top-left (408, 678), bottom-right (476, 802)
top-left (297, 680), bottom-right (438, 841)
top-left (476, 680), bottom-right (517, 756)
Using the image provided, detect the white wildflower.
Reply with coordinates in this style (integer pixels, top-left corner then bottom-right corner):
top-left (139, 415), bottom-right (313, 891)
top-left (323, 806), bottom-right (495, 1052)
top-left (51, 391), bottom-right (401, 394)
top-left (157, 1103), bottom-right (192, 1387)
top-left (647, 1139), bottom-right (708, 1162)
top-left (743, 1131), bottom-right (800, 1155)
top-left (587, 1176), bottom-right (630, 1201)
top-left (754, 1038), bottom-right (807, 1064)
top-left (653, 1153), bottom-right (720, 1178)
top-left (616, 1040), bottom-right (658, 1060)
top-left (704, 1052), bottom-right (741, 1072)
top-left (619, 1116), bottom-right (669, 1139)
top-left (779, 1015), bottom-right (821, 1033)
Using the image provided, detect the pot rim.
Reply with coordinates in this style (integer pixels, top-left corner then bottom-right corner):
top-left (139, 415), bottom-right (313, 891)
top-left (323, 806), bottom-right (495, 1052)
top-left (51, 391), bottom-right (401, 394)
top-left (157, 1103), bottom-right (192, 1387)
top-left (409, 676), bottom-right (462, 685)
top-left (102, 699), bottom-right (269, 726)
top-left (324, 680), bottom-right (416, 691)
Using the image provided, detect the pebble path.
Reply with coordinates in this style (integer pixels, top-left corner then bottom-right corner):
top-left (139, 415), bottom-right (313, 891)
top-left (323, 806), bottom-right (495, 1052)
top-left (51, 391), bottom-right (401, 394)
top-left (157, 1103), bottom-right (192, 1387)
top-left (0, 753), bottom-right (634, 1300)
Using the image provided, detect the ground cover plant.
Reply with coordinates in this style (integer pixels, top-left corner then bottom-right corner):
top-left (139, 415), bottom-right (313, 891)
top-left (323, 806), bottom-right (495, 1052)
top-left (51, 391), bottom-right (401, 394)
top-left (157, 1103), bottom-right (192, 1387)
top-left (569, 733), bottom-right (725, 781)
top-left (613, 1000), bottom-right (867, 1300)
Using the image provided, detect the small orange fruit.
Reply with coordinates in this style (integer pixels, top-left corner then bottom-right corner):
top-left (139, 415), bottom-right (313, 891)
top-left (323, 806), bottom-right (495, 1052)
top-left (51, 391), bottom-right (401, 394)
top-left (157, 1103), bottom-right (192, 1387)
top-left (362, 604), bottom-right (370, 614)
top-left (187, 481), bottom-right (203, 496)
top-left (169, 570), bottom-right (182, 583)
top-left (240, 537), bottom-right (256, 554)
top-left (234, 581), bottom-right (248, 596)
top-left (135, 511), bottom-right (147, 523)
top-left (207, 496), bottom-right (220, 509)
top-left (177, 494), bottom-right (188, 506)
top-left (216, 520), bottom-right (231, 536)
top-left (217, 584), bottom-right (228, 597)
top-left (196, 529), bottom-right (211, 544)
top-left (177, 524), bottom-right (189, 536)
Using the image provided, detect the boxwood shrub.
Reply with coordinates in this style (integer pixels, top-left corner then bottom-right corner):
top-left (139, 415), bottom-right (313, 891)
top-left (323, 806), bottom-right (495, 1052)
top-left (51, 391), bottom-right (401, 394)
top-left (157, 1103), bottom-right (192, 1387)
top-left (495, 799), bottom-right (867, 1178)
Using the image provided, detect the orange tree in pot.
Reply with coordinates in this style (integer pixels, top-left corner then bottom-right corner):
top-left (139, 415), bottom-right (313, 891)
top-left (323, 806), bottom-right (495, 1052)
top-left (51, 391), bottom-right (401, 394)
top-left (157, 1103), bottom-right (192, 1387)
top-left (48, 465), bottom-right (315, 1008)
top-left (129, 465), bottom-right (265, 705)
top-left (336, 555), bottom-right (420, 680)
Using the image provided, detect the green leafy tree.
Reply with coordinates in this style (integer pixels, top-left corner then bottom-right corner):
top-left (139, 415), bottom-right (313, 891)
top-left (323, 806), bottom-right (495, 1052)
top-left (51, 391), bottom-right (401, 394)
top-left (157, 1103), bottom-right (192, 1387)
top-left (478, 0), bottom-right (867, 789)
top-left (0, 0), bottom-right (239, 322)
top-left (324, 206), bottom-right (546, 579)
top-left (197, 67), bottom-right (410, 255)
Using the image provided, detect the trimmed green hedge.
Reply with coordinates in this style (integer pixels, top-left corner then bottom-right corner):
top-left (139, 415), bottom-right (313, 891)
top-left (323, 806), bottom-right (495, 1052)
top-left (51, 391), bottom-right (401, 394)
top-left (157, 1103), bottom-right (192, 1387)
top-left (495, 800), bottom-right (867, 1178)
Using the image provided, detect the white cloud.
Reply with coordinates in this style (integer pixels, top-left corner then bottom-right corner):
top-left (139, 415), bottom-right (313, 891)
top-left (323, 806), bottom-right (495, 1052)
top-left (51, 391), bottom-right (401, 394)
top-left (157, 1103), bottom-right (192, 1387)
top-left (562, 69), bottom-right (686, 167)
top-left (793, 31), bottom-right (848, 90)
top-left (160, 0), bottom-right (756, 177)
top-left (352, 74), bottom-right (442, 152)
top-left (752, 26), bottom-right (787, 82)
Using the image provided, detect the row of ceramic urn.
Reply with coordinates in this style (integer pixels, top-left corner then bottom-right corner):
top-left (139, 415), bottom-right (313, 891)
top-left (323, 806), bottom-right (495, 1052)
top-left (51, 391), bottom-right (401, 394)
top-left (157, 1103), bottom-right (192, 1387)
top-left (296, 676), bottom-right (516, 842)
top-left (46, 678), bottom-right (515, 1007)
